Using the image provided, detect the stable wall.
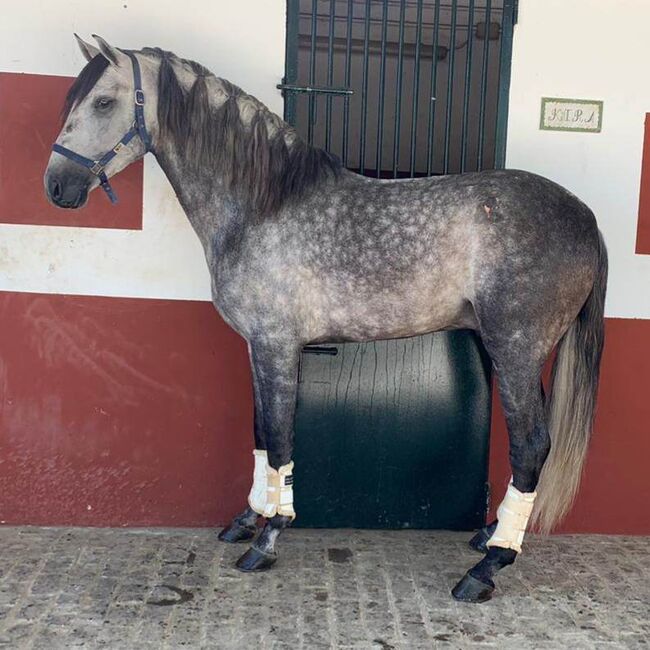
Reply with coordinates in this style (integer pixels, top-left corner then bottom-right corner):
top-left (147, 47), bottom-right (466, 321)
top-left (0, 1), bottom-right (648, 533)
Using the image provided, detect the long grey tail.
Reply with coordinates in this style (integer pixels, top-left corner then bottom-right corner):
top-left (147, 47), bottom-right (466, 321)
top-left (530, 231), bottom-right (608, 533)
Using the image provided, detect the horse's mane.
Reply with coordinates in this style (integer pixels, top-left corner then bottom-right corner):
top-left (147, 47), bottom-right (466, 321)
top-left (63, 48), bottom-right (341, 218)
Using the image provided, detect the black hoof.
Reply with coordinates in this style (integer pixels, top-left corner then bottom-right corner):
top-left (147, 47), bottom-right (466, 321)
top-left (235, 547), bottom-right (278, 572)
top-left (451, 572), bottom-right (495, 603)
top-left (218, 522), bottom-right (257, 544)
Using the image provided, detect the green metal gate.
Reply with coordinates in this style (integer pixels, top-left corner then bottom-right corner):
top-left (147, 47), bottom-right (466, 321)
top-left (285, 0), bottom-right (517, 529)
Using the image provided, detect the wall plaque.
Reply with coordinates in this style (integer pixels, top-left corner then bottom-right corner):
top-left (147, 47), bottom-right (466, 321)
top-left (540, 97), bottom-right (603, 133)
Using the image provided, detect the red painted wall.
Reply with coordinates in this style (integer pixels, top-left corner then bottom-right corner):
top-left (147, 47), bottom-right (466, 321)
top-left (0, 292), bottom-right (252, 526)
top-left (0, 291), bottom-right (648, 533)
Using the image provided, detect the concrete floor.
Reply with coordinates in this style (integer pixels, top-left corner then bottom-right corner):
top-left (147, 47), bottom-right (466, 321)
top-left (0, 528), bottom-right (647, 649)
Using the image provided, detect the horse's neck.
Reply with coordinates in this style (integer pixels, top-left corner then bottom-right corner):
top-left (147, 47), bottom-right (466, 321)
top-left (154, 146), bottom-right (239, 251)
top-left (151, 69), bottom-right (288, 249)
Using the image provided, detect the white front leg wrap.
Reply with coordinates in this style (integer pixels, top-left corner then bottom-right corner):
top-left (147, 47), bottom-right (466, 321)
top-left (485, 481), bottom-right (536, 554)
top-left (248, 450), bottom-right (269, 515)
top-left (247, 449), bottom-right (296, 521)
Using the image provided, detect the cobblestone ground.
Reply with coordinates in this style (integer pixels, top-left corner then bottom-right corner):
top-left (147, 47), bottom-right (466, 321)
top-left (0, 527), bottom-right (647, 649)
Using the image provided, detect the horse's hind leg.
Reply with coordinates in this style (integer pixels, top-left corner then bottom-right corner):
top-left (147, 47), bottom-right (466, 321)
top-left (235, 338), bottom-right (301, 572)
top-left (468, 378), bottom-right (547, 555)
top-left (452, 346), bottom-right (550, 603)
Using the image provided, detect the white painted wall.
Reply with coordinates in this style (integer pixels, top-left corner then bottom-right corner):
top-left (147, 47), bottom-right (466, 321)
top-left (507, 0), bottom-right (650, 319)
top-left (0, 0), bottom-right (286, 300)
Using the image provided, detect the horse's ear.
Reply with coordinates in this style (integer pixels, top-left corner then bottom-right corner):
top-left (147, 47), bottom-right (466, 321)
top-left (91, 34), bottom-right (130, 68)
top-left (74, 33), bottom-right (100, 62)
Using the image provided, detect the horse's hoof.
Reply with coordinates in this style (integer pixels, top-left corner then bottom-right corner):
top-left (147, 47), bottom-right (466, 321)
top-left (451, 572), bottom-right (495, 603)
top-left (218, 523), bottom-right (257, 544)
top-left (468, 529), bottom-right (490, 554)
top-left (235, 547), bottom-right (278, 572)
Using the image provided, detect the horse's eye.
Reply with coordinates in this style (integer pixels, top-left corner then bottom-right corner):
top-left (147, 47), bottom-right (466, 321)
top-left (95, 97), bottom-right (114, 110)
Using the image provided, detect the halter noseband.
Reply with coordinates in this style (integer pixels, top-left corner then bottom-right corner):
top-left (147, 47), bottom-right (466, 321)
top-left (52, 51), bottom-right (152, 204)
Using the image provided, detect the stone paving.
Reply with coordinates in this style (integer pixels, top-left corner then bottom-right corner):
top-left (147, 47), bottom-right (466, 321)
top-left (0, 527), bottom-right (647, 649)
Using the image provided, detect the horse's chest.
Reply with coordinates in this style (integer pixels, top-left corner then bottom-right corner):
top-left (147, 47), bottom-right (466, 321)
top-left (209, 254), bottom-right (299, 336)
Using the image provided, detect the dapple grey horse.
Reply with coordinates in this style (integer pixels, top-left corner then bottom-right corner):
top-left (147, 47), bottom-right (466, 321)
top-left (44, 36), bottom-right (607, 602)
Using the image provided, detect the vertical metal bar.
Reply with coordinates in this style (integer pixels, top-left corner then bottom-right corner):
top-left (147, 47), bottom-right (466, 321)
top-left (495, 0), bottom-right (517, 169)
top-left (307, 0), bottom-right (319, 145)
top-left (477, 0), bottom-right (493, 170)
top-left (283, 0), bottom-right (300, 126)
top-left (375, 0), bottom-right (389, 177)
top-left (359, 0), bottom-right (371, 174)
top-left (460, 0), bottom-right (475, 172)
top-left (325, 0), bottom-right (336, 152)
top-left (392, 0), bottom-right (407, 177)
top-left (409, 0), bottom-right (424, 177)
top-left (342, 0), bottom-right (354, 166)
top-left (426, 0), bottom-right (441, 176)
top-left (443, 0), bottom-right (458, 174)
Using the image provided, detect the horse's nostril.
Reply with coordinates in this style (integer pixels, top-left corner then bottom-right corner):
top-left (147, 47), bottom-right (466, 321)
top-left (49, 177), bottom-right (62, 200)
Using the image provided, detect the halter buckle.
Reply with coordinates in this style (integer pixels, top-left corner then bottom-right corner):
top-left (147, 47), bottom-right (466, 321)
top-left (135, 89), bottom-right (145, 106)
top-left (90, 161), bottom-right (104, 176)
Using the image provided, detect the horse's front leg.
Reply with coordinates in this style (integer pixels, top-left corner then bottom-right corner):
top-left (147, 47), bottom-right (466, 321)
top-left (216, 436), bottom-right (264, 543)
top-left (235, 337), bottom-right (301, 572)
top-left (218, 345), bottom-right (267, 544)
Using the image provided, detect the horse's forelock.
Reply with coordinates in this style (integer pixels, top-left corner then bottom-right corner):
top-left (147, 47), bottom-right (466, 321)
top-left (62, 54), bottom-right (111, 122)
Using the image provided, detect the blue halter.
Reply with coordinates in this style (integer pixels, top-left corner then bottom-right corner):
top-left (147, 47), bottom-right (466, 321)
top-left (52, 51), bottom-right (152, 204)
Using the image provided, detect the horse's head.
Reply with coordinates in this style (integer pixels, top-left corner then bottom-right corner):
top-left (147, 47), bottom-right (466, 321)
top-left (45, 35), bottom-right (155, 208)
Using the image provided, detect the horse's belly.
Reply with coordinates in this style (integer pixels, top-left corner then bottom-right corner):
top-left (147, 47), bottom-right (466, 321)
top-left (308, 281), bottom-right (476, 343)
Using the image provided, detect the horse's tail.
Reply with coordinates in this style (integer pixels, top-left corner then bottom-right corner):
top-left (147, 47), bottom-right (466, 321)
top-left (530, 230), bottom-right (608, 533)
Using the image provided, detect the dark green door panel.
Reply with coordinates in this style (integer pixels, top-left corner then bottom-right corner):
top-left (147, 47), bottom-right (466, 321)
top-left (293, 331), bottom-right (491, 530)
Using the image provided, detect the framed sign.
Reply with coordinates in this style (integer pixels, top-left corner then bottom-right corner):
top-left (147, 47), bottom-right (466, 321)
top-left (540, 97), bottom-right (603, 133)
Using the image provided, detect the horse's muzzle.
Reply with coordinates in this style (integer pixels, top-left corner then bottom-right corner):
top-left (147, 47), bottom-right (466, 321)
top-left (45, 171), bottom-right (91, 209)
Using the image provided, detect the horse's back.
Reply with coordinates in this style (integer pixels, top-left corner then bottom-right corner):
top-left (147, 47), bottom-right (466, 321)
top-left (321, 168), bottom-right (601, 341)
top-left (328, 167), bottom-right (600, 289)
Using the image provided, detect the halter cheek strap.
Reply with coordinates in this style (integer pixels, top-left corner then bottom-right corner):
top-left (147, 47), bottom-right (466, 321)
top-left (51, 51), bottom-right (152, 204)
